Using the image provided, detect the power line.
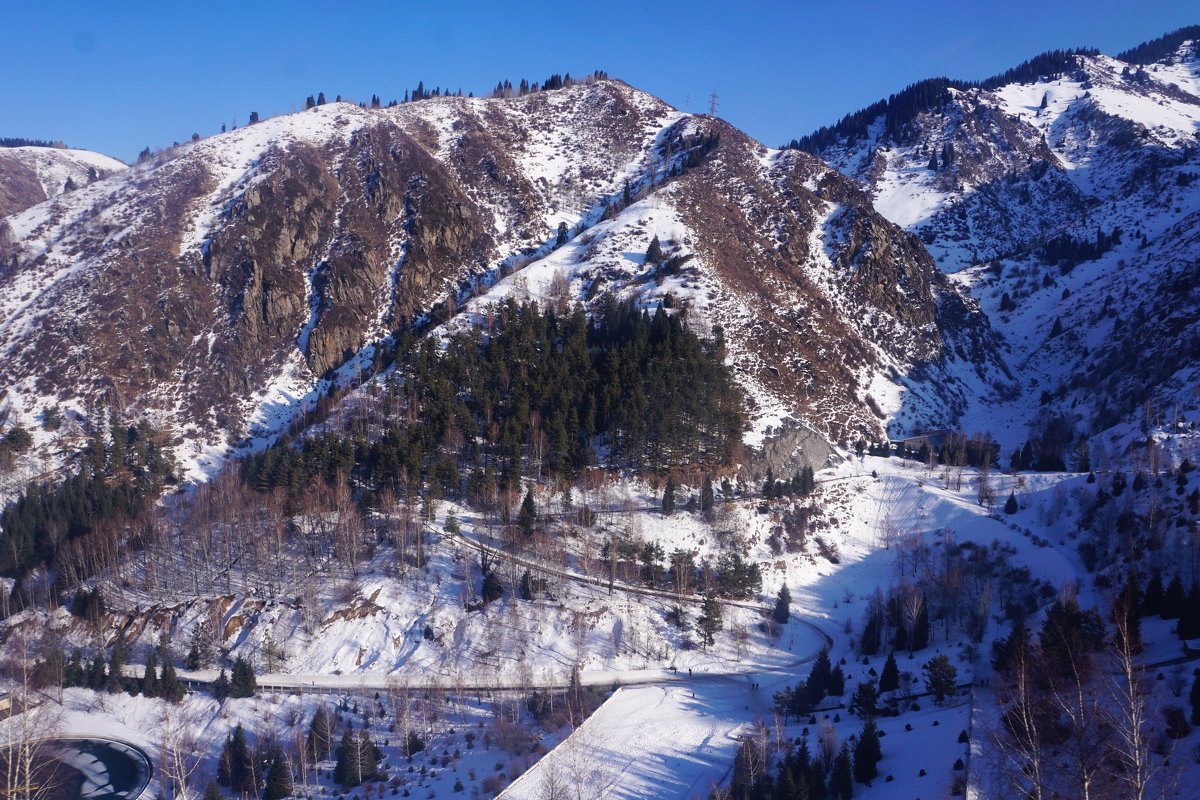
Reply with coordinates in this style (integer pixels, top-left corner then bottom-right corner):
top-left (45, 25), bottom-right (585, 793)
top-left (708, 89), bottom-right (719, 116)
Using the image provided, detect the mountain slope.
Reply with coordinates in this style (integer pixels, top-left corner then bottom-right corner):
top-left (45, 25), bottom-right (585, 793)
top-left (0, 80), bottom-right (1004, 481)
top-left (794, 32), bottom-right (1200, 455)
top-left (0, 145), bottom-right (125, 218)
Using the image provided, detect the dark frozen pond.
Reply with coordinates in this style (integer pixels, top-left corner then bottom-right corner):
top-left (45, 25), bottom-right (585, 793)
top-left (47, 738), bottom-right (151, 800)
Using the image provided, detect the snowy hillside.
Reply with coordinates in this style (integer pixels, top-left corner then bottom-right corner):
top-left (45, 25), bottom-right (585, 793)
top-left (0, 145), bottom-right (125, 217)
top-left (798, 36), bottom-right (1200, 456)
top-left (0, 78), bottom-right (1002, 491)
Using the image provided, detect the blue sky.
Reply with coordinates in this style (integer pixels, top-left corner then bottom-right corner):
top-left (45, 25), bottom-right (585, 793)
top-left (3, 1), bottom-right (1195, 162)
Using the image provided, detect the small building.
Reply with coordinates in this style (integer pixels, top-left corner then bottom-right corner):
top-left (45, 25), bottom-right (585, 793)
top-left (896, 429), bottom-right (952, 455)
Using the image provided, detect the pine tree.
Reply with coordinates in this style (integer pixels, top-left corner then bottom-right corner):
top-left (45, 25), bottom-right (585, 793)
top-left (773, 585), bottom-right (791, 625)
top-left (1163, 574), bottom-right (1186, 620)
top-left (142, 648), bottom-right (159, 697)
top-left (555, 221), bottom-right (569, 248)
top-left (203, 781), bottom-right (222, 800)
top-left (219, 725), bottom-right (253, 794)
top-left (879, 652), bottom-right (899, 694)
top-left (160, 657), bottom-right (184, 702)
top-left (922, 654), bottom-right (957, 704)
top-left (213, 668), bottom-right (231, 701)
top-left (309, 706), bottom-right (334, 760)
top-left (661, 476), bottom-right (677, 516)
top-left (850, 681), bottom-right (877, 717)
top-left (698, 593), bottom-right (722, 648)
top-left (107, 639), bottom-right (128, 693)
top-left (1003, 492), bottom-right (1018, 514)
top-left (808, 648), bottom-right (832, 699)
top-left (830, 743), bottom-right (854, 799)
top-left (262, 747), bottom-right (292, 800)
top-left (333, 728), bottom-right (358, 786)
top-left (230, 656), bottom-right (256, 698)
top-left (852, 720), bottom-right (882, 783)
top-left (1143, 571), bottom-right (1164, 616)
top-left (645, 236), bottom-right (663, 264)
top-left (828, 665), bottom-right (846, 696)
top-left (518, 489), bottom-right (536, 536)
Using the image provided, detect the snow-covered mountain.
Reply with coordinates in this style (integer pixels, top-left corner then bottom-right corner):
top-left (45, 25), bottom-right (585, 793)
top-left (0, 145), bottom-right (126, 217)
top-left (0, 78), bottom-right (999, 480)
top-left (794, 28), bottom-right (1200, 456)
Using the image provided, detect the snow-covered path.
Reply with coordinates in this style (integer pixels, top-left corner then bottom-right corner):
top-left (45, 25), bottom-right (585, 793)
top-left (500, 679), bottom-right (766, 800)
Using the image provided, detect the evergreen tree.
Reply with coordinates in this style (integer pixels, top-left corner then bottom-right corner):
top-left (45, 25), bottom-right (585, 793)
top-left (160, 658), bottom-right (184, 702)
top-left (827, 665), bottom-right (846, 696)
top-left (555, 221), bottom-right (569, 248)
top-left (645, 236), bottom-right (663, 264)
top-left (662, 476), bottom-right (677, 516)
top-left (922, 654), bottom-right (957, 704)
top-left (850, 681), bottom-right (877, 718)
top-left (879, 652), bottom-right (899, 694)
top-left (309, 706), bottom-right (334, 760)
top-left (203, 781), bottom-right (222, 800)
top-left (142, 648), bottom-right (159, 698)
top-left (1163, 574), bottom-right (1187, 620)
top-left (107, 638), bottom-right (128, 693)
top-left (213, 669), bottom-right (231, 701)
top-left (230, 656), bottom-right (257, 698)
top-left (1179, 584), bottom-right (1200, 640)
top-left (1191, 672), bottom-right (1200, 725)
top-left (773, 585), bottom-right (792, 625)
top-left (219, 725), bottom-right (254, 794)
top-left (808, 648), bottom-right (832, 699)
top-left (698, 593), bottom-right (722, 649)
top-left (830, 743), bottom-right (853, 799)
top-left (1003, 492), bottom-right (1018, 515)
top-left (262, 748), bottom-right (292, 800)
top-left (852, 719), bottom-right (882, 783)
top-left (518, 489), bottom-right (537, 536)
top-left (1143, 571), bottom-right (1164, 617)
top-left (333, 728), bottom-right (358, 786)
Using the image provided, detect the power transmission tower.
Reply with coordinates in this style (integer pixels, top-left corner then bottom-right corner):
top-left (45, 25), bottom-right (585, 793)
top-left (708, 89), bottom-right (719, 116)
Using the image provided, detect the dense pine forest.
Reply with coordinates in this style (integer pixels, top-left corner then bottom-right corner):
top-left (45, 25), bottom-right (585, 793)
top-left (244, 300), bottom-right (744, 500)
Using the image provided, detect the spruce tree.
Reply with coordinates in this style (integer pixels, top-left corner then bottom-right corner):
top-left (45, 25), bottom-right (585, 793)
top-left (1191, 672), bottom-right (1200, 725)
top-left (333, 728), bottom-right (358, 786)
top-left (773, 585), bottom-right (792, 625)
top-left (309, 706), bottom-right (334, 760)
top-left (219, 725), bottom-right (253, 794)
top-left (645, 236), bottom-right (663, 264)
top-left (1163, 574), bottom-right (1186, 620)
top-left (922, 654), bottom-right (957, 704)
top-left (661, 476), bottom-right (677, 516)
top-left (1143, 571), bottom-right (1163, 617)
top-left (828, 665), bottom-right (846, 696)
top-left (518, 489), bottom-right (537, 536)
top-left (262, 748), bottom-right (293, 800)
top-left (698, 593), bottom-right (722, 648)
top-left (1004, 492), bottom-right (1018, 514)
top-left (160, 658), bottom-right (184, 702)
top-left (830, 742), bottom-right (854, 799)
top-left (808, 648), bottom-right (832, 699)
top-left (213, 668), bottom-right (231, 701)
top-left (142, 648), bottom-right (159, 698)
top-left (700, 475), bottom-right (714, 516)
top-left (555, 221), bottom-right (569, 248)
top-left (879, 652), bottom-right (899, 694)
top-left (852, 720), bottom-right (882, 783)
top-left (230, 656), bottom-right (256, 698)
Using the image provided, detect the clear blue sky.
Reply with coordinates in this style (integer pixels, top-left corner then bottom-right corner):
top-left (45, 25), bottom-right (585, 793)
top-left (3, 0), bottom-right (1195, 162)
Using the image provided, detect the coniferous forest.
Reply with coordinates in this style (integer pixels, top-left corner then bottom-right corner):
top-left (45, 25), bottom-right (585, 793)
top-left (243, 300), bottom-right (743, 499)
